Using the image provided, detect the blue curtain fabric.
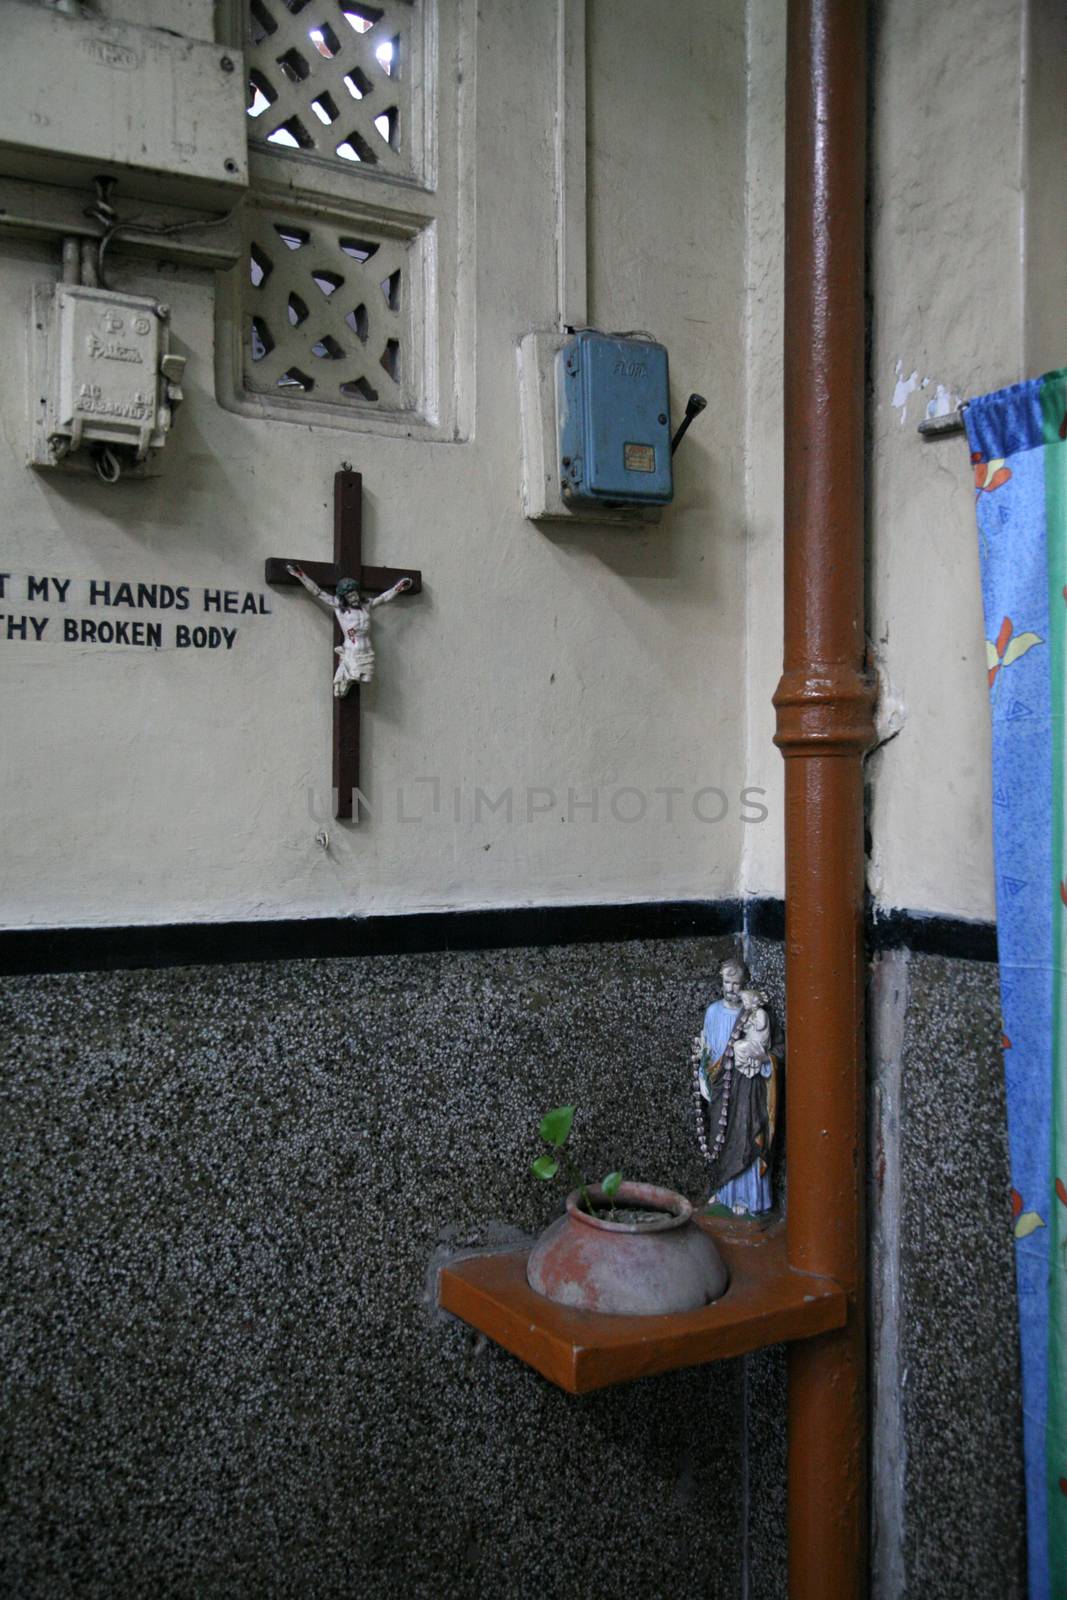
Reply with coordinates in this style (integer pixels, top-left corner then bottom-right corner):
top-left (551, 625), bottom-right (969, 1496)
top-left (967, 367), bottom-right (1067, 1599)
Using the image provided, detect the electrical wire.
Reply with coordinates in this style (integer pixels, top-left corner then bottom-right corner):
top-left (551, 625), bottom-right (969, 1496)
top-left (73, 177), bottom-right (235, 482)
top-left (83, 175), bottom-right (239, 291)
top-left (564, 326), bottom-right (660, 343)
top-left (92, 444), bottom-right (122, 485)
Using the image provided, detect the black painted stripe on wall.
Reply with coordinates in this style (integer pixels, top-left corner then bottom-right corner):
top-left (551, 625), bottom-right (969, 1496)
top-left (866, 905), bottom-right (998, 963)
top-left (0, 900), bottom-right (744, 976)
top-left (0, 898), bottom-right (998, 976)
top-left (744, 896), bottom-right (997, 962)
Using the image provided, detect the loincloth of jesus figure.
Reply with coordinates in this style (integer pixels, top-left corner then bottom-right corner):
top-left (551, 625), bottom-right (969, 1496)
top-left (334, 610), bottom-right (376, 694)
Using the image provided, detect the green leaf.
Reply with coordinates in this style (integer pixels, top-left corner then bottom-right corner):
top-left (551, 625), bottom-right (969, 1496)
top-left (531, 1155), bottom-right (559, 1180)
top-left (1014, 1210), bottom-right (1045, 1239)
top-left (601, 1170), bottom-right (624, 1199)
top-left (538, 1105), bottom-right (575, 1148)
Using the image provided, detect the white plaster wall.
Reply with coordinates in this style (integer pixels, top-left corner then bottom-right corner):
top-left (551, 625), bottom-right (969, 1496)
top-left (739, 0), bottom-right (785, 902)
top-left (866, 0), bottom-right (1027, 921)
top-left (0, 0), bottom-right (749, 928)
top-left (741, 0), bottom-right (1064, 921)
top-left (1024, 0), bottom-right (1067, 375)
top-left (105, 1), bottom-right (216, 39)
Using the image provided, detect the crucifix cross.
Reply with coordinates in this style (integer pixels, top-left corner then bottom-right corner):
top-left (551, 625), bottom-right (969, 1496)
top-left (265, 469), bottom-right (421, 821)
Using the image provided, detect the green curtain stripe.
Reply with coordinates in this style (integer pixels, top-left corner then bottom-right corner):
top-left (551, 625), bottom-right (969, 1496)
top-left (1042, 366), bottom-right (1067, 1584)
top-left (1040, 370), bottom-right (1067, 448)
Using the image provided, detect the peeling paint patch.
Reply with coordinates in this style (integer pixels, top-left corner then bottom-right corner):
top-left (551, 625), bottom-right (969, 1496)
top-left (891, 362), bottom-right (960, 428)
top-left (891, 360), bottom-right (926, 425)
top-left (871, 644), bottom-right (907, 749)
top-left (925, 381), bottom-right (959, 420)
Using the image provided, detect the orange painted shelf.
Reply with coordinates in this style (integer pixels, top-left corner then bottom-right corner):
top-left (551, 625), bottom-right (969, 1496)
top-left (438, 1215), bottom-right (847, 1394)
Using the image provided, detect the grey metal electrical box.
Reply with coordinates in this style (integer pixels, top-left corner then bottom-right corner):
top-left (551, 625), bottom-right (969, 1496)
top-left (30, 283), bottom-right (187, 478)
top-left (0, 5), bottom-right (248, 208)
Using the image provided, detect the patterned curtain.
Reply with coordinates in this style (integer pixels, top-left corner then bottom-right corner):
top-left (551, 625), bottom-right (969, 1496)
top-left (968, 366), bottom-right (1067, 1599)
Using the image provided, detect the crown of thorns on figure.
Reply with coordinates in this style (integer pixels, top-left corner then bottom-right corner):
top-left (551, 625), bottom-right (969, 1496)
top-left (335, 577), bottom-right (361, 603)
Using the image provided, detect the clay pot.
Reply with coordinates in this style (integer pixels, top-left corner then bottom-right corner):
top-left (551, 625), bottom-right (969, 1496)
top-left (527, 1180), bottom-right (729, 1316)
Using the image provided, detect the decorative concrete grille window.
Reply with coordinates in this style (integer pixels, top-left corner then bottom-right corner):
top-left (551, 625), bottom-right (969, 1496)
top-left (243, 208), bottom-right (413, 409)
top-left (246, 2), bottom-right (425, 185)
top-left (217, 0), bottom-right (471, 440)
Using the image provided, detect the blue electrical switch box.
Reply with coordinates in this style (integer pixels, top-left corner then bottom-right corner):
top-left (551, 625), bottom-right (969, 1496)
top-left (556, 330), bottom-right (673, 508)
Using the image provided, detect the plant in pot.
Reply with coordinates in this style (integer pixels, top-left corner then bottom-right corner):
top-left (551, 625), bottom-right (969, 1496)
top-left (525, 1105), bottom-right (729, 1316)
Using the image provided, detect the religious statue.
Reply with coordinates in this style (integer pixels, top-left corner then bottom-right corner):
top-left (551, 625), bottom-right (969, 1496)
top-left (286, 564), bottom-right (412, 697)
top-left (691, 956), bottom-right (780, 1214)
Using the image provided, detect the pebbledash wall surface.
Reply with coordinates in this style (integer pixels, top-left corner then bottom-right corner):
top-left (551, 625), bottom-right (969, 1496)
top-left (2, 931), bottom-right (756, 1599)
top-left (0, 918), bottom-right (1024, 1598)
top-left (0, 0), bottom-right (1048, 1596)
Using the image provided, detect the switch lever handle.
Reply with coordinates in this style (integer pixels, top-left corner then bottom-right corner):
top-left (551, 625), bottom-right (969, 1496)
top-left (670, 393), bottom-right (707, 456)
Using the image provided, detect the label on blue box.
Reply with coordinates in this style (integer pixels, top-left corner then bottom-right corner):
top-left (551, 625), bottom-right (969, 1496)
top-left (624, 442), bottom-right (656, 472)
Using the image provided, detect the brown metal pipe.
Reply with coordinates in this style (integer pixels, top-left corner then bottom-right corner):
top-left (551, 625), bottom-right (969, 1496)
top-left (774, 0), bottom-right (875, 1595)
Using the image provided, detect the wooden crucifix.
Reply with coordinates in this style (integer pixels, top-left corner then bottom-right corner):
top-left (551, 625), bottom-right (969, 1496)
top-left (265, 470), bottom-right (421, 821)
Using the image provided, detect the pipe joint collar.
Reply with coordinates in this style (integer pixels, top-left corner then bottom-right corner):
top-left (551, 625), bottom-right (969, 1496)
top-left (773, 665), bottom-right (877, 758)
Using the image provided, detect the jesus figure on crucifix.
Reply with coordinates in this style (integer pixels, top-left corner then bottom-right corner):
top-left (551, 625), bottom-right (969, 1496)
top-left (286, 564), bottom-right (412, 697)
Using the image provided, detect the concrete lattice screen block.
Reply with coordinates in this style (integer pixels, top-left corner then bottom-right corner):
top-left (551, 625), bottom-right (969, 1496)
top-left (246, 1), bottom-right (416, 182)
top-left (243, 214), bottom-right (408, 410)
